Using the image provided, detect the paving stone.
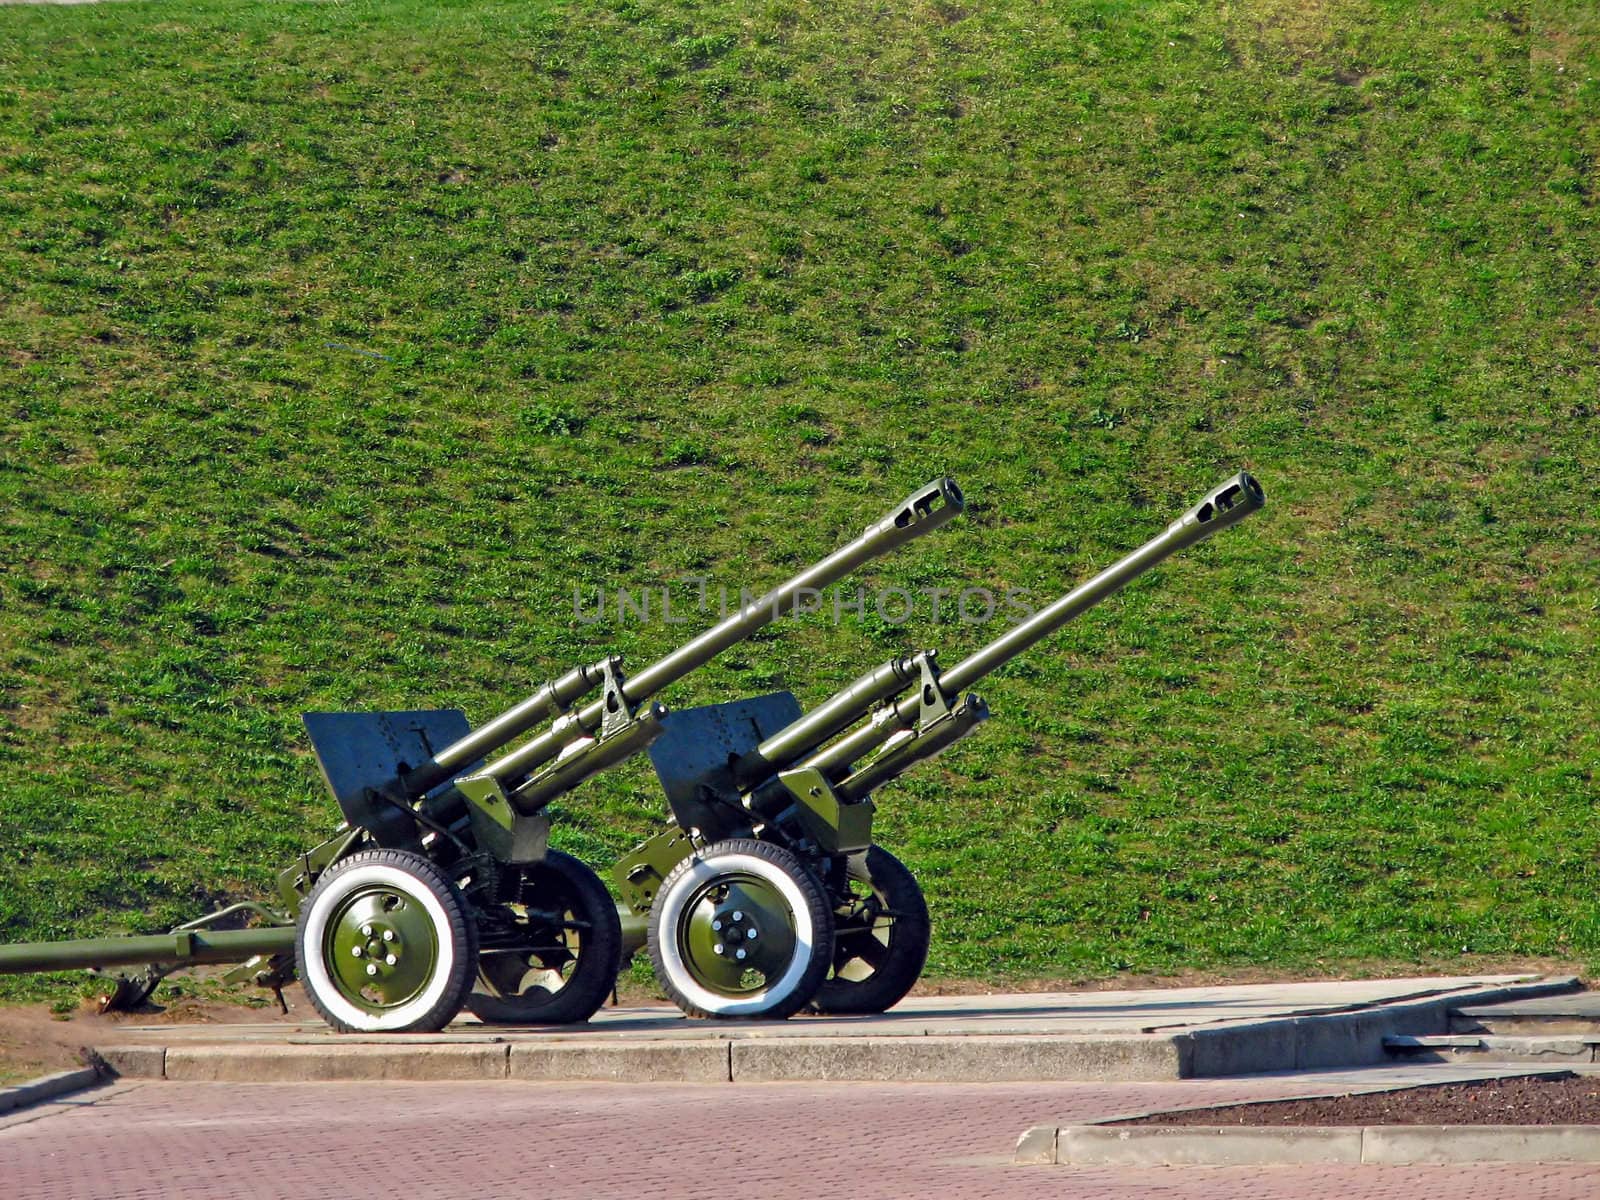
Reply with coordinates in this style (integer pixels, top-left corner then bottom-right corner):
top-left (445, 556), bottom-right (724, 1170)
top-left (11, 1076), bottom-right (1600, 1200)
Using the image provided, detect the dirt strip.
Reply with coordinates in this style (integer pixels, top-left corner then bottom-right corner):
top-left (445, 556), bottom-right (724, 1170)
top-left (1110, 1072), bottom-right (1600, 1126)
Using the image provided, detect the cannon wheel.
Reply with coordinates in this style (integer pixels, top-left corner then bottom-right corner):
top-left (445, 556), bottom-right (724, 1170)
top-left (648, 838), bottom-right (833, 1019)
top-left (296, 848), bottom-right (478, 1034)
top-left (809, 845), bottom-right (930, 1015)
top-left (465, 850), bottom-right (622, 1025)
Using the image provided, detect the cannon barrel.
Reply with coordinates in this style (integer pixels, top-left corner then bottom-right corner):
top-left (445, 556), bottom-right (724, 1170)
top-left (624, 477), bottom-right (965, 705)
top-left (732, 654), bottom-right (923, 788)
top-left (401, 660), bottom-right (610, 797)
top-left (796, 472), bottom-right (1264, 777)
top-left (472, 477), bottom-right (965, 790)
top-left (940, 471), bottom-right (1262, 695)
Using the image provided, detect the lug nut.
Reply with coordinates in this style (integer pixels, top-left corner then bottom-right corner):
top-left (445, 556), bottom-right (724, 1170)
top-left (712, 920), bottom-right (722, 931)
top-left (361, 924), bottom-right (373, 937)
top-left (736, 949), bottom-right (747, 960)
top-left (351, 946), bottom-right (364, 958)
top-left (732, 911), bottom-right (743, 922)
top-left (746, 929), bottom-right (757, 940)
top-left (385, 954), bottom-right (397, 966)
top-left (714, 943), bottom-right (724, 955)
top-left (365, 963), bottom-right (378, 976)
top-left (382, 930), bottom-right (395, 943)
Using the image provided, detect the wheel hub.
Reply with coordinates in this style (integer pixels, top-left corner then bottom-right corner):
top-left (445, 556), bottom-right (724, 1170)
top-left (709, 907), bottom-right (761, 961)
top-left (326, 888), bottom-right (438, 1010)
top-left (681, 875), bottom-right (797, 994)
top-left (351, 923), bottom-right (404, 973)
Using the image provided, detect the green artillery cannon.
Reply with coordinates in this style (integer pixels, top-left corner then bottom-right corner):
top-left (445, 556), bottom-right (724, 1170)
top-left (612, 472), bottom-right (1264, 1019)
top-left (0, 479), bottom-right (965, 1032)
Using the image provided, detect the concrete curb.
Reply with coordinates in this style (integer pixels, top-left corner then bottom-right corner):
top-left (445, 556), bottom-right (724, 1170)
top-left (729, 1034), bottom-right (1184, 1082)
top-left (86, 976), bottom-right (1582, 1086)
top-left (163, 1043), bottom-right (511, 1082)
top-left (93, 1034), bottom-right (1185, 1083)
top-left (1025, 1123), bottom-right (1600, 1166)
top-left (1386, 1033), bottom-right (1600, 1063)
top-left (512, 1040), bottom-right (732, 1083)
top-left (0, 1066), bottom-right (103, 1115)
top-left (96, 1045), bottom-right (167, 1078)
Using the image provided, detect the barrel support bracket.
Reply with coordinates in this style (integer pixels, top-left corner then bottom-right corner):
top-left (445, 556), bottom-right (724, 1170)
top-left (911, 650), bottom-right (952, 724)
top-left (598, 655), bottom-right (635, 738)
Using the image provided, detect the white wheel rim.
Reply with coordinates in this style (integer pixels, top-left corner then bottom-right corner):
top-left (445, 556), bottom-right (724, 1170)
top-left (656, 851), bottom-right (816, 1017)
top-left (301, 863), bottom-right (458, 1031)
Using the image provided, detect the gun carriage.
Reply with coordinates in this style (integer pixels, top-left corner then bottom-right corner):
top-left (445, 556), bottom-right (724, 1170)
top-left (613, 471), bottom-right (1264, 1018)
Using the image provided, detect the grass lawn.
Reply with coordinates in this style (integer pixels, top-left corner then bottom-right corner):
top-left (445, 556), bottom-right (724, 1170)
top-left (0, 0), bottom-right (1596, 1003)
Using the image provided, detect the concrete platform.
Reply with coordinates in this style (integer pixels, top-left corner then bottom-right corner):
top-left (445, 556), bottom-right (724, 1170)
top-left (91, 973), bottom-right (1578, 1084)
top-left (1454, 990), bottom-right (1600, 1035)
top-left (1384, 984), bottom-right (1600, 1065)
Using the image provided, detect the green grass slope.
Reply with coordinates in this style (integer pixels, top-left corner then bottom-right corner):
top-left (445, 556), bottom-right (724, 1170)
top-left (0, 0), bottom-right (1596, 999)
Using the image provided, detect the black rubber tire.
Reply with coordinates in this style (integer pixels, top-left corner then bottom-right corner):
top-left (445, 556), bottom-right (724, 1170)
top-left (648, 838), bottom-right (834, 1020)
top-left (465, 850), bottom-right (622, 1025)
top-left (809, 845), bottom-right (930, 1015)
top-left (296, 848), bottom-right (478, 1034)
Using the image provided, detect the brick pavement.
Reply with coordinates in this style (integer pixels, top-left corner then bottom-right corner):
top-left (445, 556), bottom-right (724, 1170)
top-left (4, 1077), bottom-right (1600, 1199)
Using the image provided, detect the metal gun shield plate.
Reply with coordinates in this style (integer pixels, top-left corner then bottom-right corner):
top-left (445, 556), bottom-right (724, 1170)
top-left (302, 710), bottom-right (475, 842)
top-left (647, 693), bottom-right (804, 841)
